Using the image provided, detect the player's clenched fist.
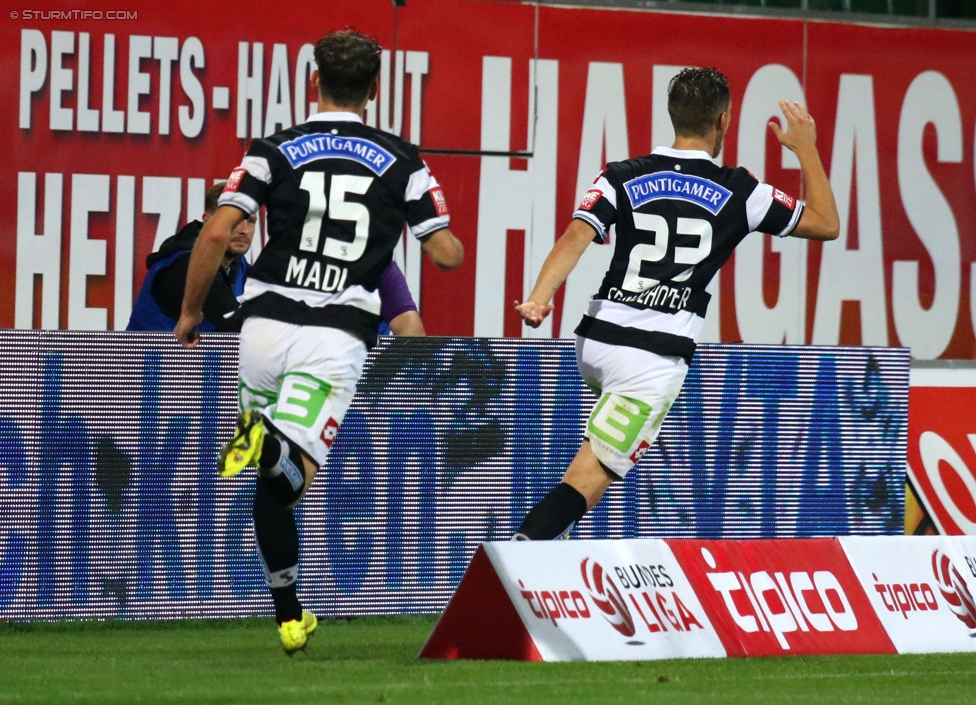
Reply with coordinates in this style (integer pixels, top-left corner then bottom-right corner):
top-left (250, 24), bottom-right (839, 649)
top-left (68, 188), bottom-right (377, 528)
top-left (514, 300), bottom-right (554, 328)
top-left (768, 100), bottom-right (817, 155)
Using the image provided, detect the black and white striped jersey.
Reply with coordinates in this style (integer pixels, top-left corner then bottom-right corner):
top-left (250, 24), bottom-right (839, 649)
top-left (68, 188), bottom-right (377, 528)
top-left (572, 146), bottom-right (803, 363)
top-left (219, 112), bottom-right (450, 343)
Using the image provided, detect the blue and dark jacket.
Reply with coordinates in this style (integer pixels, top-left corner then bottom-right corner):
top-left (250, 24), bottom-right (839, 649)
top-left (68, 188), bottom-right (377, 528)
top-left (126, 220), bottom-right (248, 332)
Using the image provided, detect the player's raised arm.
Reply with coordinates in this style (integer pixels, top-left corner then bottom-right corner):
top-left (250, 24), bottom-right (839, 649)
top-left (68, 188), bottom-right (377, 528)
top-left (174, 204), bottom-right (244, 347)
top-left (768, 100), bottom-right (840, 242)
top-left (421, 228), bottom-right (464, 270)
top-left (515, 218), bottom-right (597, 328)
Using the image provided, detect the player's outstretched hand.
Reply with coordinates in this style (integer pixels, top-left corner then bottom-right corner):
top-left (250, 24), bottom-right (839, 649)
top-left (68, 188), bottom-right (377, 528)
top-left (174, 312), bottom-right (203, 349)
top-left (514, 300), bottom-right (554, 328)
top-left (768, 100), bottom-right (817, 155)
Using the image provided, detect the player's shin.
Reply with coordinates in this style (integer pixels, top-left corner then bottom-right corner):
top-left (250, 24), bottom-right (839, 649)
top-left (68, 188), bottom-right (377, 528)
top-left (257, 435), bottom-right (307, 506)
top-left (253, 477), bottom-right (302, 624)
top-left (513, 482), bottom-right (588, 540)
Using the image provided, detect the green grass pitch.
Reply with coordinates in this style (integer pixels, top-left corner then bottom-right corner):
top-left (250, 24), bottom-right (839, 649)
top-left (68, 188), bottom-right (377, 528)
top-left (2, 616), bottom-right (975, 704)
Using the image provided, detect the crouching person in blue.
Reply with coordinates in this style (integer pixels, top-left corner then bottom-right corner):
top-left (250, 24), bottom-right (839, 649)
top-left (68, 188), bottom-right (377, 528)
top-left (127, 181), bottom-right (256, 332)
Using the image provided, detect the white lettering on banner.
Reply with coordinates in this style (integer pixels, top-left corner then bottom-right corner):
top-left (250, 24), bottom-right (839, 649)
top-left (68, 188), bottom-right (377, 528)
top-left (405, 51), bottom-right (429, 145)
top-left (68, 174), bottom-right (110, 330)
top-left (153, 37), bottom-right (179, 136)
top-left (379, 50), bottom-right (405, 136)
top-left (19, 30), bottom-right (210, 137)
top-left (50, 31), bottom-right (74, 131)
top-left (114, 176), bottom-right (136, 330)
top-left (178, 37), bottom-right (205, 138)
top-left (560, 62), bottom-right (626, 337)
top-left (813, 74), bottom-right (889, 347)
top-left (143, 177), bottom-right (182, 251)
top-left (294, 43), bottom-right (316, 125)
top-left (77, 33), bottom-right (99, 132)
top-left (265, 43), bottom-right (292, 135)
top-left (918, 431), bottom-right (976, 535)
top-left (734, 64), bottom-right (807, 345)
top-left (475, 57), bottom-right (558, 338)
top-left (893, 71), bottom-right (962, 360)
top-left (15, 173), bottom-right (62, 329)
top-left (127, 35), bottom-right (153, 135)
top-left (20, 29), bottom-right (47, 129)
top-left (237, 41), bottom-right (263, 138)
top-left (102, 34), bottom-right (125, 133)
top-left (16, 173), bottom-right (159, 330)
top-left (701, 547), bottom-right (857, 650)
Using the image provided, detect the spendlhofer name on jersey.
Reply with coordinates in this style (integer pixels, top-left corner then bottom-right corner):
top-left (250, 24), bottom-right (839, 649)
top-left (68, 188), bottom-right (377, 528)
top-left (607, 283), bottom-right (692, 311)
top-left (285, 255), bottom-right (348, 293)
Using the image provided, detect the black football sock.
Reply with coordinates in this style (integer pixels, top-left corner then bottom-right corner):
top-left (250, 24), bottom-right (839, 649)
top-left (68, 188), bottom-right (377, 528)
top-left (516, 482), bottom-right (588, 540)
top-left (253, 477), bottom-right (302, 624)
top-left (257, 435), bottom-right (307, 506)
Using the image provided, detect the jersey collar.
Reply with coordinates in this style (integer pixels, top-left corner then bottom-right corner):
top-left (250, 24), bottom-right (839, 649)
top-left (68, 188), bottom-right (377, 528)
top-left (305, 111), bottom-right (364, 124)
top-left (652, 146), bottom-right (716, 162)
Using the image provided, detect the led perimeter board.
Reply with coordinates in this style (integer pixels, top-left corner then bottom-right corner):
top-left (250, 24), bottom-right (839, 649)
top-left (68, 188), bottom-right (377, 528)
top-left (0, 332), bottom-right (907, 619)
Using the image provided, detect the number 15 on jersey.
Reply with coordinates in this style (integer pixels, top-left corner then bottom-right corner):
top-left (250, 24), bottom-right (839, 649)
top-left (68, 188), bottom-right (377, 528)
top-left (299, 172), bottom-right (374, 263)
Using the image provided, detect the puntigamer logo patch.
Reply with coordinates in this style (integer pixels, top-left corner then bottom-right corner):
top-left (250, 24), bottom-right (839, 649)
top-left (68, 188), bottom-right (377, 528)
top-left (624, 172), bottom-right (731, 215)
top-left (279, 134), bottom-right (397, 175)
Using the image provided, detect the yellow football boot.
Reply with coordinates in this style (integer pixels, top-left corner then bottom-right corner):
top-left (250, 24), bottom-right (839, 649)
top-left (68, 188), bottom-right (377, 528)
top-left (278, 610), bottom-right (318, 655)
top-left (217, 410), bottom-right (266, 478)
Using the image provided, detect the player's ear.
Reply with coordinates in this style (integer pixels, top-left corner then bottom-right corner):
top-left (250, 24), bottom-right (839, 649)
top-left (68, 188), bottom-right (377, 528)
top-left (368, 77), bottom-right (379, 102)
top-left (717, 110), bottom-right (730, 134)
top-left (311, 69), bottom-right (320, 93)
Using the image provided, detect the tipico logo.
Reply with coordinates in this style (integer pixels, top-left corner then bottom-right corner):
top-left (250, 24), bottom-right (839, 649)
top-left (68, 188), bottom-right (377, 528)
top-left (580, 557), bottom-right (635, 637)
top-left (931, 549), bottom-right (976, 634)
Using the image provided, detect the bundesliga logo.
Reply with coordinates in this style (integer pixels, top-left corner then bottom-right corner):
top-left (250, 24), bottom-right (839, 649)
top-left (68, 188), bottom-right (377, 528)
top-left (932, 549), bottom-right (976, 634)
top-left (580, 557), bottom-right (636, 637)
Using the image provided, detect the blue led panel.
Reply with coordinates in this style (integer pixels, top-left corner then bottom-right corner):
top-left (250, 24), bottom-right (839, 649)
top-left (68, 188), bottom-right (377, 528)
top-left (0, 332), bottom-right (907, 619)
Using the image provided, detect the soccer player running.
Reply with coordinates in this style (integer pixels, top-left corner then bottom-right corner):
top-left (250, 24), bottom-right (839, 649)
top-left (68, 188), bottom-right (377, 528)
top-left (513, 67), bottom-right (838, 541)
top-left (174, 30), bottom-right (463, 653)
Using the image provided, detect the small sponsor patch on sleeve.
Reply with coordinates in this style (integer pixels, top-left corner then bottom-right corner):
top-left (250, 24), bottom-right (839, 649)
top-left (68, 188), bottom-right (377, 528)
top-left (578, 189), bottom-right (602, 211)
top-left (772, 188), bottom-right (796, 209)
top-left (224, 167), bottom-right (247, 193)
top-left (429, 187), bottom-right (449, 216)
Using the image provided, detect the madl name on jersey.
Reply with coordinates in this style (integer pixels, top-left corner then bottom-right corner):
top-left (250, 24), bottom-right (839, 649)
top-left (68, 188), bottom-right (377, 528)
top-left (280, 134), bottom-right (396, 175)
top-left (624, 172), bottom-right (731, 215)
top-left (286, 256), bottom-right (349, 292)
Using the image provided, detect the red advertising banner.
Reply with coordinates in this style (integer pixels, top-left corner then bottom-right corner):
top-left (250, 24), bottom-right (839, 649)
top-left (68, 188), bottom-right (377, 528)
top-left (3, 1), bottom-right (976, 357)
top-left (667, 539), bottom-right (896, 656)
top-left (907, 368), bottom-right (976, 534)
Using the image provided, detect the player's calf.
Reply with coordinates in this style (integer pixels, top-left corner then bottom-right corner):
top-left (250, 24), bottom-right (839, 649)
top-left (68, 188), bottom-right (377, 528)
top-left (257, 434), bottom-right (309, 506)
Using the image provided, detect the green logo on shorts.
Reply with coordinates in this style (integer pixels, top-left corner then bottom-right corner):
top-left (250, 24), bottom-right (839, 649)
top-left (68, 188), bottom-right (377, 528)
top-left (588, 394), bottom-right (652, 453)
top-left (272, 373), bottom-right (332, 429)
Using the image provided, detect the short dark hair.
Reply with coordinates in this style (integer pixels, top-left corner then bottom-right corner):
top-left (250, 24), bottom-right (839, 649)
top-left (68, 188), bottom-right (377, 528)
top-left (668, 67), bottom-right (731, 138)
top-left (205, 182), bottom-right (226, 214)
top-left (314, 30), bottom-right (382, 107)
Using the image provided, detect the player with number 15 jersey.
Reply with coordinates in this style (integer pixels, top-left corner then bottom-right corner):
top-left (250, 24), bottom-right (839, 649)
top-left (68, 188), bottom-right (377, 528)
top-left (221, 108), bottom-right (448, 342)
top-left (175, 29), bottom-right (463, 654)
